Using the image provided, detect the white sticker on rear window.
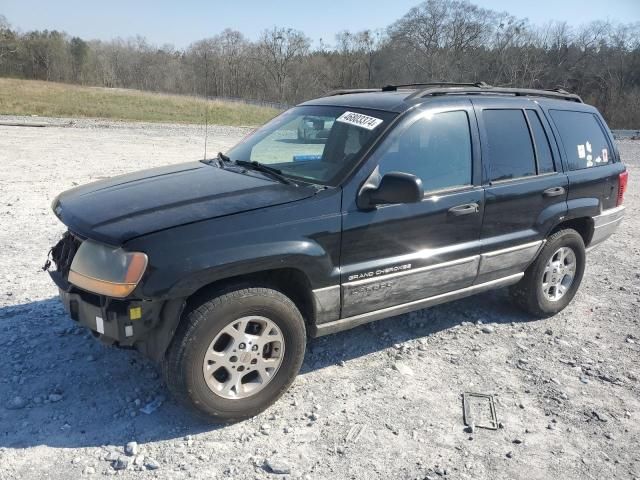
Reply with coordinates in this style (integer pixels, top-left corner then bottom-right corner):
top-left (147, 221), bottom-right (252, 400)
top-left (336, 111), bottom-right (383, 130)
top-left (577, 144), bottom-right (586, 159)
top-left (602, 148), bottom-right (608, 163)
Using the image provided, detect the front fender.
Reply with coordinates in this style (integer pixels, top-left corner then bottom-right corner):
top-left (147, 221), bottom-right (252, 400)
top-left (164, 240), bottom-right (335, 298)
top-left (125, 190), bottom-right (343, 299)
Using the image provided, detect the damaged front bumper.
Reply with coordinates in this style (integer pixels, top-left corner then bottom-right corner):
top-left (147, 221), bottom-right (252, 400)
top-left (52, 271), bottom-right (164, 348)
top-left (46, 231), bottom-right (185, 362)
top-left (52, 272), bottom-right (184, 362)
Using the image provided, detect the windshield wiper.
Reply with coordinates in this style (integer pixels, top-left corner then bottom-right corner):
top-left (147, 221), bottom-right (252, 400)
top-left (234, 160), bottom-right (296, 186)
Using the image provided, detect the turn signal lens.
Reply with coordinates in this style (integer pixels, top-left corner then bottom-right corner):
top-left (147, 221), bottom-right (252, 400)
top-left (68, 271), bottom-right (141, 297)
top-left (68, 240), bottom-right (148, 298)
top-left (123, 253), bottom-right (148, 284)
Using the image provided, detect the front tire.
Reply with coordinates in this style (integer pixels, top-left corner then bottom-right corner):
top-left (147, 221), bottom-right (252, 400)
top-left (510, 228), bottom-right (586, 317)
top-left (163, 287), bottom-right (306, 422)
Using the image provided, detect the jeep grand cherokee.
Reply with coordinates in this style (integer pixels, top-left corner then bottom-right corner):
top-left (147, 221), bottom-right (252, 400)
top-left (47, 82), bottom-right (628, 420)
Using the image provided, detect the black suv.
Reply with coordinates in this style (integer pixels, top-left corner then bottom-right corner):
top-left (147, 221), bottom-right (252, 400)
top-left (47, 83), bottom-right (628, 420)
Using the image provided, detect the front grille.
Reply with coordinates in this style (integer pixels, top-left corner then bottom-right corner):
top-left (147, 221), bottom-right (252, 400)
top-left (51, 232), bottom-right (82, 277)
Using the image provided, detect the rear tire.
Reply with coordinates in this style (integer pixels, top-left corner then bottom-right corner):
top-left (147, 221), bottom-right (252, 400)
top-left (163, 287), bottom-right (306, 422)
top-left (509, 228), bottom-right (586, 317)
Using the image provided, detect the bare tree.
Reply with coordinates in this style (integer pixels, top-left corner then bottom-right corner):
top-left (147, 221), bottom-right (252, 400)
top-left (0, 15), bottom-right (18, 71)
top-left (256, 27), bottom-right (310, 102)
top-left (69, 37), bottom-right (88, 82)
top-left (218, 29), bottom-right (248, 97)
top-left (1, 2), bottom-right (639, 127)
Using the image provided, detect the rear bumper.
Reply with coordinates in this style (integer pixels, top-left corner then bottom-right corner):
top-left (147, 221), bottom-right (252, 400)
top-left (588, 205), bottom-right (625, 250)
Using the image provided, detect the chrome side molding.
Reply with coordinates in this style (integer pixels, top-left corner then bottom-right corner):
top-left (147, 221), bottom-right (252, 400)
top-left (312, 239), bottom-right (546, 326)
top-left (343, 255), bottom-right (479, 287)
top-left (475, 240), bottom-right (543, 283)
top-left (313, 272), bottom-right (524, 337)
top-left (311, 284), bottom-right (341, 324)
top-left (341, 255), bottom-right (480, 318)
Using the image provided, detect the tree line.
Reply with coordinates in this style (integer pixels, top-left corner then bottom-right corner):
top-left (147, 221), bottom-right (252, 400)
top-left (1, 1), bottom-right (639, 127)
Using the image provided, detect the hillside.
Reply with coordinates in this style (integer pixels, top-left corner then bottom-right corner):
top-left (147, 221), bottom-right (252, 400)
top-left (0, 78), bottom-right (280, 126)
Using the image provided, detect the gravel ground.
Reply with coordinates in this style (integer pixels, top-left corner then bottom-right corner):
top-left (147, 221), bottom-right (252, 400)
top-left (0, 116), bottom-right (638, 480)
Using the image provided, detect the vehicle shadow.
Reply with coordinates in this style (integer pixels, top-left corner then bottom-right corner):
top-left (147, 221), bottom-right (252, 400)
top-left (0, 288), bottom-right (536, 450)
top-left (301, 287), bottom-right (536, 373)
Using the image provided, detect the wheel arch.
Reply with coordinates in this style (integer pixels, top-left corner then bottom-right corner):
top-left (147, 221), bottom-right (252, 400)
top-left (549, 216), bottom-right (594, 247)
top-left (184, 267), bottom-right (316, 328)
top-left (140, 267), bottom-right (317, 364)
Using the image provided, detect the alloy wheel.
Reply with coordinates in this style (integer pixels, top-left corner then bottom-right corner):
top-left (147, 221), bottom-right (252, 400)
top-left (541, 246), bottom-right (577, 302)
top-left (202, 316), bottom-right (285, 399)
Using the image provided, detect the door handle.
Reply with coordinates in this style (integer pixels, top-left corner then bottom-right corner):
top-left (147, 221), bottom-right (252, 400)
top-left (543, 186), bottom-right (566, 197)
top-left (448, 203), bottom-right (480, 216)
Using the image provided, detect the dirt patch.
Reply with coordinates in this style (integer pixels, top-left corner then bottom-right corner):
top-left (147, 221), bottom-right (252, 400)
top-left (0, 118), bottom-right (638, 479)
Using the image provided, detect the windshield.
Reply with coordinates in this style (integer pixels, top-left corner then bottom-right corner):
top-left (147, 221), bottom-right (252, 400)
top-left (225, 106), bottom-right (395, 186)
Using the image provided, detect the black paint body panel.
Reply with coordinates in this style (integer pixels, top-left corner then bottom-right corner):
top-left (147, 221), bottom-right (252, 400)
top-left (125, 189), bottom-right (343, 299)
top-left (52, 161), bottom-right (317, 245)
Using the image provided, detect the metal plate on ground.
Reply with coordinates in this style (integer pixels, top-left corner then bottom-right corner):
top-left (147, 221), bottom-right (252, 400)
top-left (462, 392), bottom-right (498, 430)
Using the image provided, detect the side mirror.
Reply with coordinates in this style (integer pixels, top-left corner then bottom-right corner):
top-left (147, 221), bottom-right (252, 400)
top-left (358, 171), bottom-right (424, 209)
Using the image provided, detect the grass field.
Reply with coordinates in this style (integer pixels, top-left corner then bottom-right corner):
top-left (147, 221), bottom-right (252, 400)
top-left (0, 78), bottom-right (280, 126)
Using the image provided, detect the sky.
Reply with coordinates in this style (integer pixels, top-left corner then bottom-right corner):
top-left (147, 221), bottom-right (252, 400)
top-left (1, 0), bottom-right (639, 48)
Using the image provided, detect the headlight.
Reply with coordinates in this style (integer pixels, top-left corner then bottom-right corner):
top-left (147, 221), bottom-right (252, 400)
top-left (68, 239), bottom-right (148, 298)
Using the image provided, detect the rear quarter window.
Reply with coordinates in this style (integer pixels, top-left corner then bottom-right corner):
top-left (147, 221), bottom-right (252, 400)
top-left (525, 110), bottom-right (555, 174)
top-left (549, 110), bottom-right (612, 170)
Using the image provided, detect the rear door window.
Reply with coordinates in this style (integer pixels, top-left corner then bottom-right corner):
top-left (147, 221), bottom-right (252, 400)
top-left (549, 110), bottom-right (612, 170)
top-left (483, 109), bottom-right (536, 182)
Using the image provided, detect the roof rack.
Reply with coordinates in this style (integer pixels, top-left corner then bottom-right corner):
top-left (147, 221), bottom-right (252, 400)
top-left (324, 88), bottom-right (380, 97)
top-left (324, 83), bottom-right (582, 103)
top-left (381, 81), bottom-right (491, 91)
top-left (405, 84), bottom-right (583, 103)
top-left (325, 83), bottom-right (490, 97)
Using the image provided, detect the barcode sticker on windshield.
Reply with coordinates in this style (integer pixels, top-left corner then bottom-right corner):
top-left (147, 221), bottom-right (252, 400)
top-left (336, 111), bottom-right (383, 130)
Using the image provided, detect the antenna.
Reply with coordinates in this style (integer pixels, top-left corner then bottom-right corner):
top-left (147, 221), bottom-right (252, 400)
top-left (203, 51), bottom-right (209, 161)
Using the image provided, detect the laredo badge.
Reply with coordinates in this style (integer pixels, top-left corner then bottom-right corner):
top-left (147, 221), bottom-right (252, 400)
top-left (336, 111), bottom-right (383, 130)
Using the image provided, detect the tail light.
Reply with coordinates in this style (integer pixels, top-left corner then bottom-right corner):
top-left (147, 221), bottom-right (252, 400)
top-left (617, 170), bottom-right (628, 206)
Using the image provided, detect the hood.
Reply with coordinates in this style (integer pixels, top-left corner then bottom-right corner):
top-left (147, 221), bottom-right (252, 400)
top-left (52, 161), bottom-right (316, 245)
